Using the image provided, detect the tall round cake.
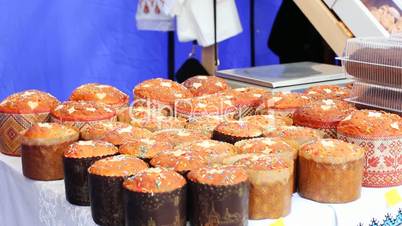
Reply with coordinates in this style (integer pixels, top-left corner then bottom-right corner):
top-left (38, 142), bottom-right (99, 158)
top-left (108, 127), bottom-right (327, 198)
top-left (182, 75), bottom-right (230, 96)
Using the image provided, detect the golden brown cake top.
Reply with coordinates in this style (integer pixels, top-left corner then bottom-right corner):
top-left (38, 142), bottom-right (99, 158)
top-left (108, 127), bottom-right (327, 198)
top-left (118, 138), bottom-right (174, 159)
top-left (130, 115), bottom-right (187, 132)
top-left (305, 85), bottom-right (350, 100)
top-left (152, 129), bottom-right (210, 146)
top-left (337, 110), bottom-right (402, 137)
top-left (175, 94), bottom-right (236, 115)
top-left (260, 92), bottom-right (312, 110)
top-left (263, 126), bottom-right (325, 141)
top-left (150, 149), bottom-right (207, 173)
top-left (133, 78), bottom-right (193, 105)
top-left (299, 139), bottom-right (365, 164)
top-left (69, 83), bottom-right (129, 107)
top-left (0, 90), bottom-right (59, 114)
top-left (64, 140), bottom-right (118, 158)
top-left (182, 76), bottom-right (230, 96)
top-left (88, 155), bottom-right (148, 177)
top-left (234, 137), bottom-right (296, 158)
top-left (293, 99), bottom-right (356, 124)
top-left (219, 87), bottom-right (271, 107)
top-left (185, 116), bottom-right (223, 133)
top-left (187, 165), bottom-right (248, 186)
top-left (214, 121), bottom-right (263, 138)
top-left (50, 101), bottom-right (116, 121)
top-left (123, 168), bottom-right (186, 193)
top-left (231, 154), bottom-right (291, 171)
top-left (117, 106), bottom-right (167, 123)
top-left (243, 114), bottom-right (293, 129)
top-left (21, 123), bottom-right (79, 146)
top-left (175, 140), bottom-right (237, 159)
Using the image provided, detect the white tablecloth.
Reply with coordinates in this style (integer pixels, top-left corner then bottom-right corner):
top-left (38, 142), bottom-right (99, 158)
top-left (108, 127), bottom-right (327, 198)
top-left (0, 153), bottom-right (400, 226)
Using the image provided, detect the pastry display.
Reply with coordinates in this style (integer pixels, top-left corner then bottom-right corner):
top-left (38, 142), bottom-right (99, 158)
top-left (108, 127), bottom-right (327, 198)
top-left (152, 129), bottom-right (209, 146)
top-left (133, 78), bottom-right (192, 115)
top-left (304, 85), bottom-right (351, 100)
top-left (0, 90), bottom-right (59, 156)
top-left (175, 140), bottom-right (237, 164)
top-left (263, 126), bottom-right (325, 150)
top-left (123, 168), bottom-right (187, 226)
top-left (88, 155), bottom-right (148, 226)
top-left (63, 140), bottom-right (118, 205)
top-left (212, 120), bottom-right (264, 144)
top-left (337, 110), bottom-right (402, 187)
top-left (230, 154), bottom-right (293, 219)
top-left (256, 92), bottom-right (312, 118)
top-left (118, 138), bottom-right (174, 162)
top-left (80, 121), bottom-right (152, 146)
top-left (293, 99), bottom-right (356, 138)
top-left (50, 101), bottom-right (116, 130)
top-left (182, 75), bottom-right (230, 96)
top-left (69, 83), bottom-right (129, 110)
top-left (298, 139), bottom-right (364, 203)
top-left (175, 94), bottom-right (237, 119)
top-left (187, 165), bottom-right (249, 226)
top-left (20, 123), bottom-right (79, 180)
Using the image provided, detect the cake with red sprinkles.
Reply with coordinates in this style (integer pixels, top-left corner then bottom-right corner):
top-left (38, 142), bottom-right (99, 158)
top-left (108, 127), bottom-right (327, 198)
top-left (187, 166), bottom-right (249, 226)
top-left (298, 139), bottom-right (364, 203)
top-left (88, 155), bottom-right (148, 226)
top-left (63, 140), bottom-right (118, 205)
top-left (0, 90), bottom-right (59, 156)
top-left (69, 83), bottom-right (129, 109)
top-left (123, 168), bottom-right (187, 226)
top-left (182, 75), bottom-right (230, 96)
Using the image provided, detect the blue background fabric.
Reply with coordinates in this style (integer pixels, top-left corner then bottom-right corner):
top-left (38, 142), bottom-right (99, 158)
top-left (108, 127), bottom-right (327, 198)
top-left (0, 0), bottom-right (281, 101)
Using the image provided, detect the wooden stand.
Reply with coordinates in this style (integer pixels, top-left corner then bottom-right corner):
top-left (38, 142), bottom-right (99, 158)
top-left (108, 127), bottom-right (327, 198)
top-left (201, 45), bottom-right (217, 75)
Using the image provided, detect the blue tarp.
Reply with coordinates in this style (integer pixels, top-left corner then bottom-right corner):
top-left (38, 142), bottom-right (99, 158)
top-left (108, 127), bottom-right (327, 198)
top-left (0, 0), bottom-right (281, 101)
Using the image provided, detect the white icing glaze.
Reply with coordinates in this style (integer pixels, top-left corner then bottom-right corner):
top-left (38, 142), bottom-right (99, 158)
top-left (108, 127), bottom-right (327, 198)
top-left (391, 122), bottom-right (400, 130)
top-left (27, 101), bottom-right (39, 110)
top-left (142, 84), bottom-right (151, 88)
top-left (320, 105), bottom-right (333, 111)
top-left (196, 76), bottom-right (208, 80)
top-left (141, 138), bottom-right (156, 145)
top-left (368, 112), bottom-right (382, 118)
top-left (104, 107), bottom-right (113, 113)
top-left (272, 97), bottom-right (283, 102)
top-left (215, 81), bottom-right (223, 87)
top-left (174, 93), bottom-right (183, 98)
top-left (323, 88), bottom-right (332, 94)
top-left (342, 114), bottom-right (352, 121)
top-left (96, 85), bottom-right (109, 89)
top-left (301, 95), bottom-right (310, 99)
top-left (160, 82), bottom-right (172, 87)
top-left (197, 103), bottom-right (207, 108)
top-left (77, 140), bottom-right (96, 146)
top-left (67, 107), bottom-right (76, 114)
top-left (37, 123), bottom-right (53, 128)
top-left (96, 93), bottom-right (107, 100)
top-left (321, 140), bottom-right (335, 148)
top-left (322, 99), bottom-right (335, 105)
top-left (86, 107), bottom-right (97, 112)
top-left (235, 88), bottom-right (247, 92)
top-left (253, 93), bottom-right (262, 98)
top-left (177, 130), bottom-right (190, 137)
top-left (262, 138), bottom-right (277, 146)
top-left (196, 140), bottom-right (216, 148)
top-left (54, 105), bottom-right (64, 111)
top-left (117, 126), bottom-right (133, 134)
top-left (223, 100), bottom-right (233, 106)
top-left (21, 91), bottom-right (36, 97)
top-left (308, 91), bottom-right (318, 95)
top-left (192, 82), bottom-right (202, 89)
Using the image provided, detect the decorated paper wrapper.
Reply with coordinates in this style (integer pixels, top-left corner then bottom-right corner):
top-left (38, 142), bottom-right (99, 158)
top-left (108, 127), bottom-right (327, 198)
top-left (123, 185), bottom-right (187, 226)
top-left (298, 156), bottom-right (364, 203)
top-left (212, 130), bottom-right (263, 145)
top-left (21, 140), bottom-right (76, 181)
top-left (50, 115), bottom-right (117, 131)
top-left (0, 112), bottom-right (50, 156)
top-left (337, 133), bottom-right (402, 187)
top-left (189, 181), bottom-right (249, 226)
top-left (63, 154), bottom-right (116, 206)
top-left (88, 174), bottom-right (126, 226)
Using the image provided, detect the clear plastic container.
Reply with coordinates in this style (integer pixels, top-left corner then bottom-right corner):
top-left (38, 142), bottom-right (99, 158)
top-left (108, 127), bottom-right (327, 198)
top-left (362, 0), bottom-right (402, 34)
top-left (339, 36), bottom-right (402, 87)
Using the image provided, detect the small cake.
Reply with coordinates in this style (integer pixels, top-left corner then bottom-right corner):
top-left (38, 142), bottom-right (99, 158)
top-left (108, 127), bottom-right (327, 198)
top-left (175, 94), bottom-right (237, 119)
top-left (212, 120), bottom-right (264, 144)
top-left (182, 75), bottom-right (230, 96)
top-left (298, 139), bottom-right (364, 203)
top-left (304, 85), bottom-right (351, 100)
top-left (69, 83), bottom-right (129, 109)
top-left (0, 90), bottom-right (59, 156)
top-left (130, 115), bottom-right (187, 132)
top-left (20, 123), bottom-right (79, 180)
top-left (293, 99), bottom-right (356, 138)
top-left (150, 149), bottom-right (206, 175)
top-left (263, 126), bottom-right (325, 150)
top-left (175, 140), bottom-right (237, 164)
top-left (80, 121), bottom-right (152, 146)
top-left (243, 114), bottom-right (293, 129)
top-left (152, 129), bottom-right (209, 146)
top-left (185, 116), bottom-right (223, 138)
top-left (117, 106), bottom-right (167, 124)
top-left (123, 168), bottom-right (187, 226)
top-left (88, 155), bottom-right (148, 226)
top-left (187, 166), bottom-right (249, 226)
top-left (133, 78), bottom-right (193, 115)
top-left (337, 110), bottom-right (402, 187)
top-left (220, 87), bottom-right (271, 118)
top-left (50, 101), bottom-right (116, 130)
top-left (119, 138), bottom-right (174, 162)
top-left (63, 140), bottom-right (118, 205)
top-left (230, 154), bottom-right (293, 219)
top-left (256, 92), bottom-right (312, 118)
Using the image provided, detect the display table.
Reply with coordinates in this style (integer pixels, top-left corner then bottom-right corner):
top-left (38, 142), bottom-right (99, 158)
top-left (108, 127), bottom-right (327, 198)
top-left (0, 153), bottom-right (400, 226)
